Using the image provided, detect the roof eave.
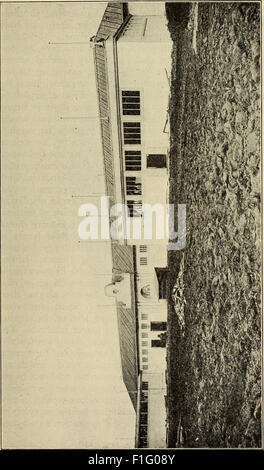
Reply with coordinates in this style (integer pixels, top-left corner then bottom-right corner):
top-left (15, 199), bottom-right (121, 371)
top-left (113, 13), bottom-right (132, 42)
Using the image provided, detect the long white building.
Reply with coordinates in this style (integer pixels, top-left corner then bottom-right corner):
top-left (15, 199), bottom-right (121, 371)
top-left (92, 2), bottom-right (172, 448)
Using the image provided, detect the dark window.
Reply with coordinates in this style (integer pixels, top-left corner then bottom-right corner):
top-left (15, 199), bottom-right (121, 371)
top-left (140, 257), bottom-right (147, 266)
top-left (147, 154), bottom-right (166, 168)
top-left (139, 423), bottom-right (148, 433)
top-left (151, 339), bottom-right (166, 348)
top-left (141, 391), bottom-right (148, 401)
top-left (125, 150), bottom-right (141, 171)
top-left (127, 200), bottom-right (142, 217)
top-left (151, 321), bottom-right (167, 331)
top-left (139, 413), bottom-right (148, 425)
top-left (139, 245), bottom-right (147, 253)
top-left (126, 176), bottom-right (141, 196)
top-left (141, 402), bottom-right (148, 413)
top-left (142, 381), bottom-right (148, 390)
top-left (139, 436), bottom-right (148, 448)
top-left (123, 122), bottom-right (141, 145)
top-left (122, 90), bottom-right (140, 115)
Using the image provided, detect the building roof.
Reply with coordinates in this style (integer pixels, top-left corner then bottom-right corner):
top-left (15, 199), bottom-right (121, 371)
top-left (112, 244), bottom-right (139, 410)
top-left (93, 3), bottom-right (129, 204)
top-left (93, 4), bottom-right (139, 410)
top-left (95, 2), bottom-right (129, 41)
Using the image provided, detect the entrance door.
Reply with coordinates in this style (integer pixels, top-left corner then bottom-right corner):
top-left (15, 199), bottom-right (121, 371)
top-left (155, 267), bottom-right (168, 299)
top-left (147, 154), bottom-right (166, 169)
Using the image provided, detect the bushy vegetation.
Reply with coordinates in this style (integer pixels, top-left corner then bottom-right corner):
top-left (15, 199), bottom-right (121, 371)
top-left (166, 2), bottom-right (261, 448)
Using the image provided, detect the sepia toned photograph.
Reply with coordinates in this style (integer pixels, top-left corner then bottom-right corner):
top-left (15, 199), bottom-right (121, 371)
top-left (1, 0), bottom-right (262, 450)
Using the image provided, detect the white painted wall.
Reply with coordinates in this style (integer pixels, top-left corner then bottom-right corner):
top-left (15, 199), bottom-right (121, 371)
top-left (117, 38), bottom-right (171, 153)
top-left (128, 2), bottom-right (166, 17)
top-left (149, 341), bottom-right (167, 372)
top-left (136, 267), bottom-right (167, 448)
top-left (117, 16), bottom-right (172, 246)
top-left (148, 372), bottom-right (167, 448)
top-left (141, 371), bottom-right (167, 448)
top-left (136, 244), bottom-right (167, 270)
top-left (105, 23), bottom-right (170, 448)
top-left (141, 366), bottom-right (167, 448)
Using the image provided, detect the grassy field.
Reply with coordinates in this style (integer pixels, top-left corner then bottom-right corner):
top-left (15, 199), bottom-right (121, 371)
top-left (166, 2), bottom-right (261, 448)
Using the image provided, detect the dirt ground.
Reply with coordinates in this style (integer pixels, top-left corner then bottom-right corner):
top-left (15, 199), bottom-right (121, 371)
top-left (166, 2), bottom-right (261, 448)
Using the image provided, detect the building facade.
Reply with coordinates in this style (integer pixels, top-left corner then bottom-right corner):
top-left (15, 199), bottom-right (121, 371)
top-left (92, 2), bottom-right (172, 448)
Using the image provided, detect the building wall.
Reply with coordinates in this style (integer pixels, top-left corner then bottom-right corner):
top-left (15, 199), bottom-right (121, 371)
top-left (128, 3), bottom-right (167, 17)
top-left (136, 247), bottom-right (167, 374)
top-left (148, 372), bottom-right (167, 448)
top-left (136, 244), bottom-right (167, 271)
top-left (136, 259), bottom-right (168, 447)
top-left (119, 14), bottom-right (171, 43)
top-left (117, 16), bottom-right (171, 149)
top-left (116, 16), bottom-right (172, 246)
top-left (103, 13), bottom-right (171, 449)
top-left (138, 307), bottom-right (167, 367)
top-left (140, 370), bottom-right (167, 448)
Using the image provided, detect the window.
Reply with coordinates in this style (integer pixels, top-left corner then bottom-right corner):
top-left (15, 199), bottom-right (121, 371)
top-left (140, 245), bottom-right (147, 253)
top-left (140, 413), bottom-right (148, 424)
top-left (123, 122), bottom-right (141, 145)
top-left (139, 436), bottom-right (148, 448)
top-left (142, 349), bottom-right (148, 355)
top-left (151, 339), bottom-right (166, 348)
top-left (143, 365), bottom-right (148, 370)
top-left (142, 332), bottom-right (148, 339)
top-left (142, 341), bottom-right (148, 347)
top-left (151, 321), bottom-right (167, 331)
top-left (126, 176), bottom-right (141, 196)
top-left (139, 435), bottom-right (148, 448)
top-left (127, 200), bottom-right (142, 217)
top-left (141, 402), bottom-right (148, 413)
top-left (147, 154), bottom-right (166, 168)
top-left (142, 381), bottom-right (148, 390)
top-left (125, 150), bottom-right (141, 171)
top-left (122, 91), bottom-right (140, 115)
top-left (142, 357), bottom-right (148, 362)
top-left (141, 313), bottom-right (148, 320)
top-left (141, 323), bottom-right (148, 329)
top-left (141, 284), bottom-right (150, 298)
top-left (140, 257), bottom-right (147, 266)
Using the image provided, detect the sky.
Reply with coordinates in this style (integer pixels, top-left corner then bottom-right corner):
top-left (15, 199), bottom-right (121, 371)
top-left (2, 1), bottom-right (166, 449)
